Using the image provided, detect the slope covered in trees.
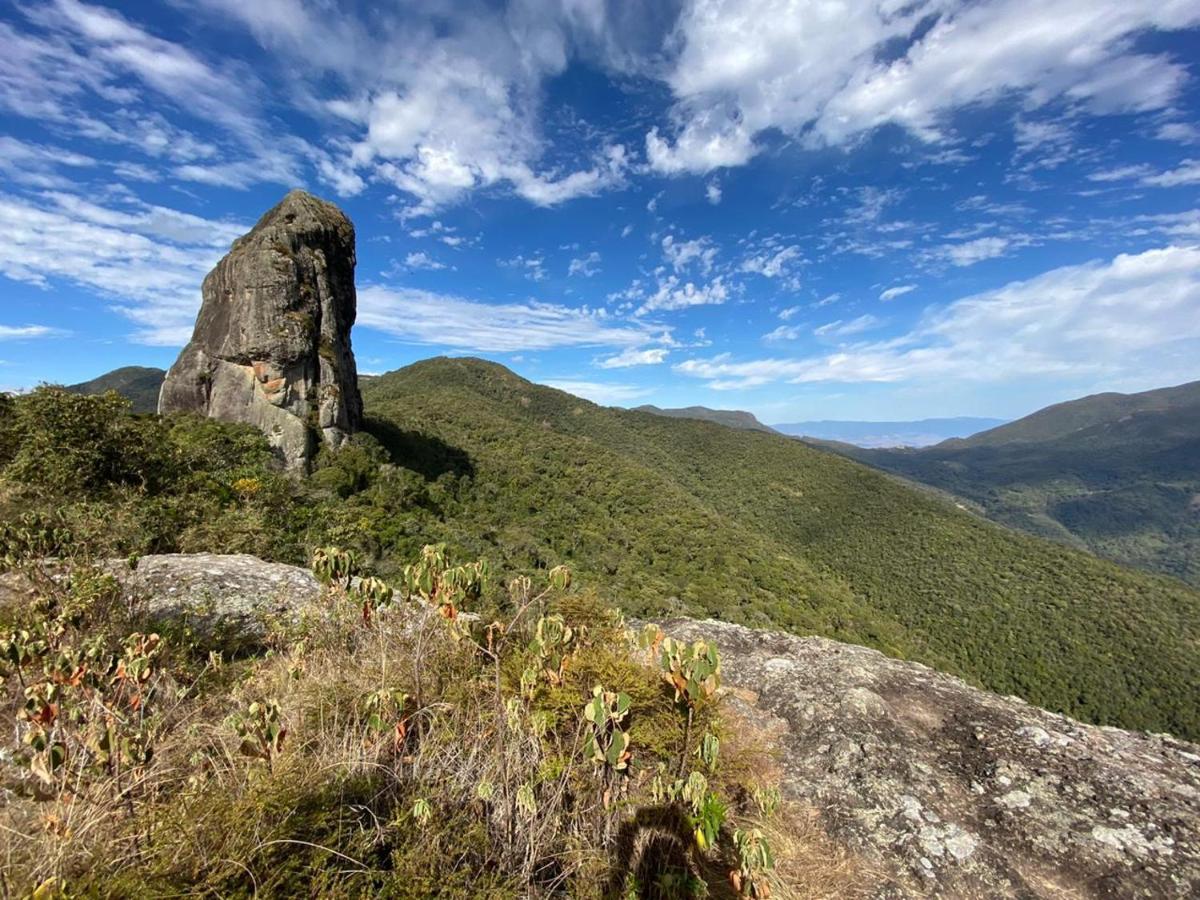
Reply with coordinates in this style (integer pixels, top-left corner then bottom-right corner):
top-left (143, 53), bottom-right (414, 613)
top-left (65, 365), bottom-right (165, 414)
top-left (2, 361), bottom-right (1198, 741)
top-left (824, 380), bottom-right (1200, 585)
top-left (634, 405), bottom-right (777, 433)
top-left (358, 359), bottom-right (1200, 739)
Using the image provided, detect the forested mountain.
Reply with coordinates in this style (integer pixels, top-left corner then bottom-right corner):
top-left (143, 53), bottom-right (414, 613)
top-left (824, 380), bottom-right (1200, 585)
top-left (6, 359), bottom-right (1199, 740)
top-left (946, 380), bottom-right (1200, 448)
top-left (357, 358), bottom-right (1200, 739)
top-left (65, 366), bottom-right (165, 414)
top-left (634, 404), bottom-right (777, 432)
top-left (773, 417), bottom-right (1005, 447)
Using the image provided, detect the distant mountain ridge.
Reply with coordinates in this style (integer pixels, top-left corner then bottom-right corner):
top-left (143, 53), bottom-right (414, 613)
top-left (634, 404), bottom-right (777, 432)
top-left (65, 366), bottom-right (165, 414)
top-left (824, 379), bottom-right (1200, 585)
top-left (941, 380), bottom-right (1200, 448)
top-left (774, 417), bottom-right (1006, 447)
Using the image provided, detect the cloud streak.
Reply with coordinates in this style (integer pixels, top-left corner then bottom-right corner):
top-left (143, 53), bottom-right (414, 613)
top-left (358, 285), bottom-right (670, 353)
top-left (676, 246), bottom-right (1200, 389)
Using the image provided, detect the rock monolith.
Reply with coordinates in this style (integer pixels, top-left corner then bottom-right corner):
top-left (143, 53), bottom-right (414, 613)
top-left (158, 189), bottom-right (363, 468)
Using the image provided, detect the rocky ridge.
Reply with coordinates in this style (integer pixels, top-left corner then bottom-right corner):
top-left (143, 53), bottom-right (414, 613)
top-left (15, 554), bottom-right (1194, 898)
top-left (158, 190), bottom-right (362, 469)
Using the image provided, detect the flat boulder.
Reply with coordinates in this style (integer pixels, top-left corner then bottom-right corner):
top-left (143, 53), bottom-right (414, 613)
top-left (660, 618), bottom-right (1200, 898)
top-left (112, 553), bottom-right (320, 644)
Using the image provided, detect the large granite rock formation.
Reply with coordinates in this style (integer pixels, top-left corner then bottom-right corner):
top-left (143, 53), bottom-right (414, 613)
top-left (158, 190), bottom-right (363, 469)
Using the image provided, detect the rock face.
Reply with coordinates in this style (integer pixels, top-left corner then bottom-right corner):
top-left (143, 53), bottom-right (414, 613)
top-left (112, 553), bottom-right (321, 640)
top-left (158, 190), bottom-right (363, 469)
top-left (662, 618), bottom-right (1200, 898)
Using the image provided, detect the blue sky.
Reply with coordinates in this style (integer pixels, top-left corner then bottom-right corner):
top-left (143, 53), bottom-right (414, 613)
top-left (1, 0), bottom-right (1199, 422)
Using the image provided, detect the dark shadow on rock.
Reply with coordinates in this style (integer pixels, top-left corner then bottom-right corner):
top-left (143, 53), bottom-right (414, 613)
top-left (363, 415), bottom-right (475, 482)
top-left (603, 804), bottom-right (736, 900)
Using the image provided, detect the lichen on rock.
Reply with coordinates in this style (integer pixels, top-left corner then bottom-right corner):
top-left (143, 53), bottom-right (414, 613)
top-left (158, 189), bottom-right (363, 469)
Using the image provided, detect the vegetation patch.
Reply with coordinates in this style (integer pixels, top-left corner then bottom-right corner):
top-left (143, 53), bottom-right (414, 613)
top-left (0, 536), bottom-right (856, 897)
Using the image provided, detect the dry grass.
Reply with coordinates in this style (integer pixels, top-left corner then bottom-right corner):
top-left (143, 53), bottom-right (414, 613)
top-left (0, 556), bottom-right (867, 898)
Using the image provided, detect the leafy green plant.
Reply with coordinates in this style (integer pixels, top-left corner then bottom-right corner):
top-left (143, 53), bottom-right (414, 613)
top-left (350, 575), bottom-right (394, 623)
top-left (411, 797), bottom-right (432, 827)
top-left (311, 546), bottom-right (355, 590)
top-left (731, 828), bottom-right (775, 898)
top-left (677, 771), bottom-right (725, 852)
top-left (229, 700), bottom-right (287, 771)
top-left (660, 638), bottom-right (721, 708)
top-left (0, 628), bottom-right (49, 685)
top-left (0, 514), bottom-right (74, 573)
top-left (361, 687), bottom-right (410, 745)
top-left (401, 543), bottom-right (487, 619)
top-left (528, 613), bottom-right (574, 686)
top-left (582, 684), bottom-right (632, 773)
top-left (660, 637), bottom-right (721, 774)
top-left (697, 731), bottom-right (720, 772)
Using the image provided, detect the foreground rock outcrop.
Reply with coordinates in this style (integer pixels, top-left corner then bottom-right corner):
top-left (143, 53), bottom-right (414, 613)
top-left (21, 554), bottom-right (1194, 897)
top-left (159, 190), bottom-right (363, 469)
top-left (663, 618), bottom-right (1200, 898)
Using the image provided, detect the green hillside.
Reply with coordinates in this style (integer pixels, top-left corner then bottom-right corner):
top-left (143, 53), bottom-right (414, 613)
top-left (946, 380), bottom-right (1200, 448)
top-left (3, 360), bottom-right (1198, 741)
top-left (830, 380), bottom-right (1200, 585)
top-left (66, 365), bottom-right (165, 414)
top-left (634, 404), bottom-right (778, 433)
top-left (357, 358), bottom-right (1200, 739)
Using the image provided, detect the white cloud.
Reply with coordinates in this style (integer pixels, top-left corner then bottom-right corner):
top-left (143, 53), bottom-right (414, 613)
top-left (777, 305), bottom-right (801, 321)
top-left (0, 136), bottom-right (95, 188)
top-left (541, 379), bottom-right (652, 405)
top-left (764, 324), bottom-right (803, 342)
top-left (568, 251), bottom-right (602, 278)
top-left (1141, 159), bottom-right (1200, 187)
top-left (813, 314), bottom-right (882, 338)
top-left (212, 0), bottom-right (629, 213)
top-left (0, 190), bottom-right (244, 345)
top-left (1157, 122), bottom-right (1200, 144)
top-left (880, 284), bottom-right (916, 302)
top-left (0, 1), bottom-right (315, 194)
top-left (638, 275), bottom-right (729, 314)
top-left (929, 236), bottom-right (1013, 267)
top-left (740, 245), bottom-right (800, 278)
top-left (662, 234), bottom-right (717, 274)
top-left (645, 121), bottom-right (755, 175)
top-left (501, 254), bottom-right (548, 282)
top-left (648, 0), bottom-right (1200, 173)
top-left (676, 246), bottom-right (1200, 389)
top-left (620, 224), bottom-right (634, 238)
top-left (404, 251), bottom-right (447, 271)
top-left (1088, 164), bottom-right (1155, 182)
top-left (357, 285), bottom-right (669, 353)
top-left (0, 325), bottom-right (59, 340)
top-left (597, 347), bottom-right (669, 368)
top-left (705, 181), bottom-right (722, 204)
